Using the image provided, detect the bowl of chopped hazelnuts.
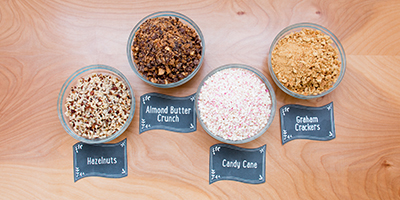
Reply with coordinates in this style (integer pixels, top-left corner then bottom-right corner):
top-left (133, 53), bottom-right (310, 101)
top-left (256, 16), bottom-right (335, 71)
top-left (127, 11), bottom-right (205, 88)
top-left (58, 64), bottom-right (135, 144)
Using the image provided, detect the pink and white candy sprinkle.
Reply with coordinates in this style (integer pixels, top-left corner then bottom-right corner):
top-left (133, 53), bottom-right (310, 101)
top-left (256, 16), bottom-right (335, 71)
top-left (198, 68), bottom-right (272, 141)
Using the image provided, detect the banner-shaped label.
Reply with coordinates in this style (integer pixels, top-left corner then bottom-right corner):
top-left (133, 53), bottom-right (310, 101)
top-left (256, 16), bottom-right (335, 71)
top-left (280, 102), bottom-right (335, 145)
top-left (139, 93), bottom-right (196, 134)
top-left (209, 144), bottom-right (266, 184)
top-left (73, 139), bottom-right (127, 182)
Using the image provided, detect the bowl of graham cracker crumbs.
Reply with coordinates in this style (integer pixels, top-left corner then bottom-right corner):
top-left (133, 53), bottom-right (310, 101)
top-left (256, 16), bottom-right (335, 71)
top-left (127, 11), bottom-right (205, 88)
top-left (57, 65), bottom-right (135, 144)
top-left (268, 23), bottom-right (346, 99)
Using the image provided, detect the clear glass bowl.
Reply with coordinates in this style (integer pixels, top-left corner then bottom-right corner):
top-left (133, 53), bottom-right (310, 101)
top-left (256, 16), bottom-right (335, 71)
top-left (57, 64), bottom-right (135, 144)
top-left (268, 23), bottom-right (346, 99)
top-left (127, 11), bottom-right (205, 88)
top-left (195, 64), bottom-right (277, 144)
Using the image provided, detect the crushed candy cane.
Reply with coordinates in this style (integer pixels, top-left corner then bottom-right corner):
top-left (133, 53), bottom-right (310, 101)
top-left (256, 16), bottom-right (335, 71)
top-left (198, 68), bottom-right (272, 141)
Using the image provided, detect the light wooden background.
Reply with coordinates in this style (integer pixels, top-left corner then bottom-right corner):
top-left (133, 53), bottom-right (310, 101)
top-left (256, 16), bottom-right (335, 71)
top-left (1, 0), bottom-right (400, 199)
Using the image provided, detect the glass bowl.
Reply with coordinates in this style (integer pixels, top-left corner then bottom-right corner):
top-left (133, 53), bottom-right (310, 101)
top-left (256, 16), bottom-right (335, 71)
top-left (127, 11), bottom-right (205, 88)
top-left (195, 64), bottom-right (277, 144)
top-left (57, 64), bottom-right (135, 144)
top-left (268, 23), bottom-right (346, 99)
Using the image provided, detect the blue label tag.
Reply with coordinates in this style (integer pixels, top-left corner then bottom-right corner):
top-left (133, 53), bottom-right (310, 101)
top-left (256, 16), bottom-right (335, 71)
top-left (73, 139), bottom-right (127, 182)
top-left (209, 144), bottom-right (266, 184)
top-left (139, 93), bottom-right (196, 134)
top-left (280, 102), bottom-right (335, 145)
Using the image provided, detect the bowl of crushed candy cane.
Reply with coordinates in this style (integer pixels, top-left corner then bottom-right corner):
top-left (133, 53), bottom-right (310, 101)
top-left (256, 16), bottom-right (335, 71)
top-left (57, 65), bottom-right (135, 144)
top-left (195, 64), bottom-right (276, 144)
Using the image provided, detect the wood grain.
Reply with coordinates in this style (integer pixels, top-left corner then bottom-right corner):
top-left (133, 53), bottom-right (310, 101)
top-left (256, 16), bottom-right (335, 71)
top-left (1, 0), bottom-right (400, 199)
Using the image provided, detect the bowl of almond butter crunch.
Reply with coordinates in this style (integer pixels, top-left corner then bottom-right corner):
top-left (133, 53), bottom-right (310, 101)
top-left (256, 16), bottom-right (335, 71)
top-left (57, 65), bottom-right (135, 144)
top-left (127, 11), bottom-right (205, 88)
top-left (268, 23), bottom-right (346, 99)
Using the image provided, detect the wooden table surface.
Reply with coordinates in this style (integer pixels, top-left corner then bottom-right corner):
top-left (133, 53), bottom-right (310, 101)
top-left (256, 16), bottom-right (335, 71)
top-left (1, 0), bottom-right (400, 199)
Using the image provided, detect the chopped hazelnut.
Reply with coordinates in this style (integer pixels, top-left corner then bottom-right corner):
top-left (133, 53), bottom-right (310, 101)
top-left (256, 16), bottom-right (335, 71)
top-left (65, 73), bottom-right (131, 140)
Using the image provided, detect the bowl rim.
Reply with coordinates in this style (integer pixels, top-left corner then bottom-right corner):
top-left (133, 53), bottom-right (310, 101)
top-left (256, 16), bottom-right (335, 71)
top-left (126, 11), bottom-right (205, 88)
top-left (268, 22), bottom-right (346, 99)
top-left (57, 64), bottom-right (135, 144)
top-left (195, 63), bottom-right (277, 144)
